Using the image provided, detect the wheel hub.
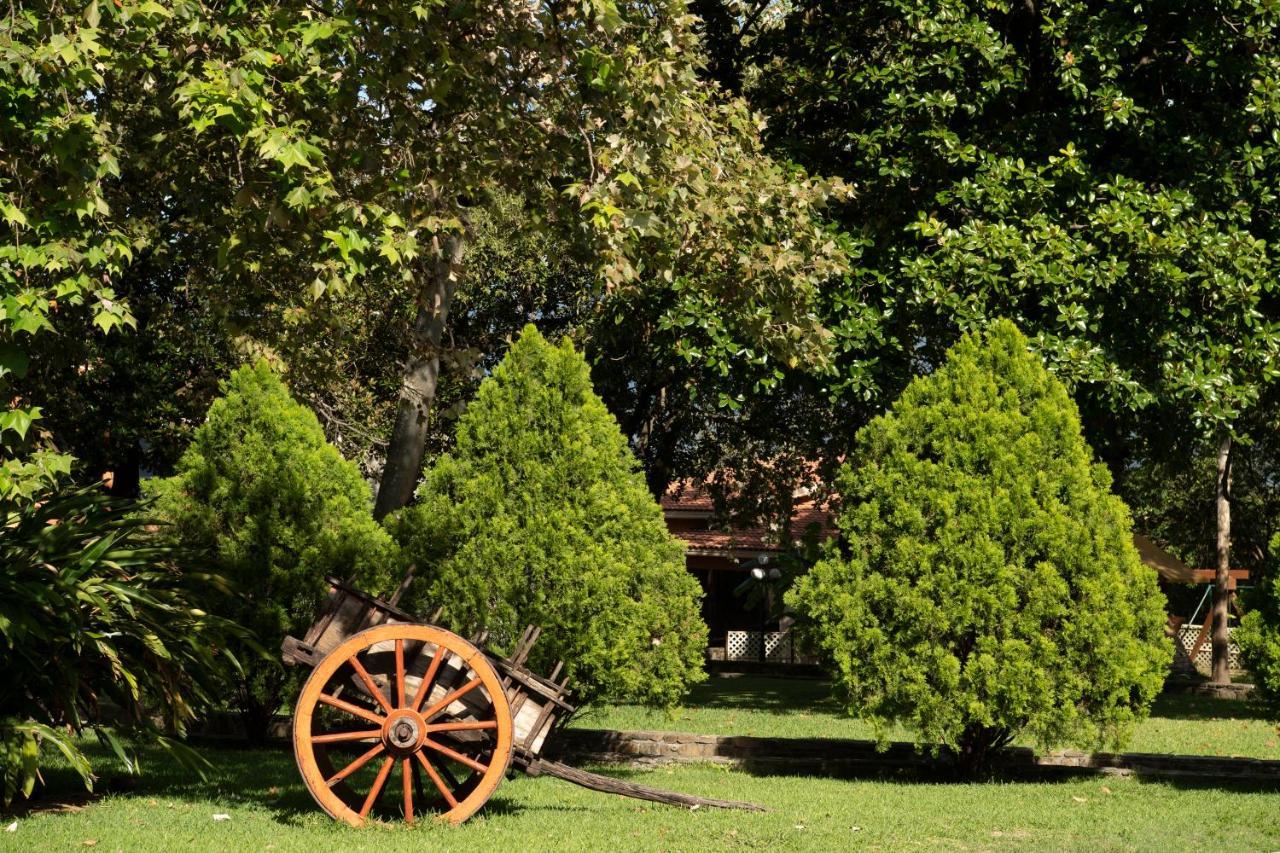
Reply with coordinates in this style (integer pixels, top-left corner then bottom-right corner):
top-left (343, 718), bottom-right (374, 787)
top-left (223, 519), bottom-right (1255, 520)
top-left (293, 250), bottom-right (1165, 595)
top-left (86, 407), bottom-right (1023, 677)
top-left (383, 709), bottom-right (425, 753)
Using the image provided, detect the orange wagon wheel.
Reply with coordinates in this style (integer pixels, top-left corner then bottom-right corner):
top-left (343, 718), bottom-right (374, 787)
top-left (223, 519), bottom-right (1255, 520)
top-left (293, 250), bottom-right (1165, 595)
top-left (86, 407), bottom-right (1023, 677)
top-left (293, 623), bottom-right (513, 826)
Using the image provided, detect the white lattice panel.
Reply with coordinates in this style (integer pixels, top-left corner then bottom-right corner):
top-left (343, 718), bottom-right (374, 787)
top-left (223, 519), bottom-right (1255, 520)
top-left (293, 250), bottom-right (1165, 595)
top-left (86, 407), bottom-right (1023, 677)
top-left (764, 631), bottom-right (792, 663)
top-left (1177, 625), bottom-right (1241, 673)
top-left (726, 630), bottom-right (796, 662)
top-left (726, 630), bottom-right (762, 661)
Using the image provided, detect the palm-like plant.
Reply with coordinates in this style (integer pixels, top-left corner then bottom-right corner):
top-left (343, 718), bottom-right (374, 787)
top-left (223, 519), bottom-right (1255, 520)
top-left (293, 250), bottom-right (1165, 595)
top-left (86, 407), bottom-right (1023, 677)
top-left (0, 485), bottom-right (246, 805)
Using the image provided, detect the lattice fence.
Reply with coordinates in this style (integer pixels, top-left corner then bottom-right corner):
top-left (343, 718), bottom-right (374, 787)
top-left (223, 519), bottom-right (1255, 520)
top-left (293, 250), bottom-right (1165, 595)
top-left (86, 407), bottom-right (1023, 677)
top-left (1176, 624), bottom-right (1241, 673)
top-left (725, 630), bottom-right (815, 664)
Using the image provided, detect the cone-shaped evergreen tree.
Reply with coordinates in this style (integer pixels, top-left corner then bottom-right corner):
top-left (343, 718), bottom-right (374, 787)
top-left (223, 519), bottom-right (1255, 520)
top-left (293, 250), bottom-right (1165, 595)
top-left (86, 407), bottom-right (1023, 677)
top-left (1236, 542), bottom-right (1280, 718)
top-left (790, 321), bottom-right (1170, 767)
top-left (392, 325), bottom-right (706, 706)
top-left (149, 361), bottom-right (397, 735)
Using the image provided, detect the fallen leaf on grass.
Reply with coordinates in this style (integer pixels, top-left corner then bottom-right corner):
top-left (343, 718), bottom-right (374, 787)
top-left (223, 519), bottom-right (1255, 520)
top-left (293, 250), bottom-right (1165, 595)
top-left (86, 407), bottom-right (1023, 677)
top-left (82, 840), bottom-right (97, 847)
top-left (1101, 786), bottom-right (1112, 795)
top-left (1071, 796), bottom-right (1088, 803)
top-left (212, 813), bottom-right (231, 822)
top-left (4, 822), bottom-right (14, 833)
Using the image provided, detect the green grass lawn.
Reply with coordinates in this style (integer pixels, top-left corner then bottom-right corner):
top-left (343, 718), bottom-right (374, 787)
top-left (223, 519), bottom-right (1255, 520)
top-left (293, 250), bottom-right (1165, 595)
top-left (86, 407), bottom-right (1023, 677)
top-left (5, 740), bottom-right (1280, 852)
top-left (572, 676), bottom-right (1280, 759)
top-left (6, 678), bottom-right (1280, 851)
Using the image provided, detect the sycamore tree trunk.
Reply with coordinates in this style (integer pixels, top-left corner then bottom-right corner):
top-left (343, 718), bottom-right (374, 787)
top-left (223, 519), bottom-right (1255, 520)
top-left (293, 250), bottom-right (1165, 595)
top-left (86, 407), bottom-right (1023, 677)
top-left (1211, 433), bottom-right (1233, 684)
top-left (373, 233), bottom-right (467, 519)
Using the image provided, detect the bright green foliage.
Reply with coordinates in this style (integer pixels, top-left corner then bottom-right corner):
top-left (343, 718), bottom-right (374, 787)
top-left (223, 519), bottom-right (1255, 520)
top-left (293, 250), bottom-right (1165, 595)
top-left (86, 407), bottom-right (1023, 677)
top-left (1236, 535), bottom-right (1280, 719)
top-left (0, 486), bottom-right (244, 805)
top-left (156, 0), bottom-right (850, 368)
top-left (148, 361), bottom-right (396, 729)
top-left (0, 3), bottom-right (164, 499)
top-left (392, 326), bottom-right (706, 707)
top-left (748, 0), bottom-right (1280, 440)
top-left (789, 321), bottom-right (1170, 765)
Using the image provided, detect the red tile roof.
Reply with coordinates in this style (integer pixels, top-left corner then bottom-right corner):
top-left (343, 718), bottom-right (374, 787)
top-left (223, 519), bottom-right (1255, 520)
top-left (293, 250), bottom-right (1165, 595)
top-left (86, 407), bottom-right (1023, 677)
top-left (662, 478), bottom-right (834, 555)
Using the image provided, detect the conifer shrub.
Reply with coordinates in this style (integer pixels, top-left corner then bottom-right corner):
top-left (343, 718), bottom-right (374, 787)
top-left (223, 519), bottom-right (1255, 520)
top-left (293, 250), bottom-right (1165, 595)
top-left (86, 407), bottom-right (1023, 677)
top-left (149, 361), bottom-right (396, 735)
top-left (1236, 542), bottom-right (1280, 718)
top-left (390, 325), bottom-right (706, 707)
top-left (789, 320), bottom-right (1171, 769)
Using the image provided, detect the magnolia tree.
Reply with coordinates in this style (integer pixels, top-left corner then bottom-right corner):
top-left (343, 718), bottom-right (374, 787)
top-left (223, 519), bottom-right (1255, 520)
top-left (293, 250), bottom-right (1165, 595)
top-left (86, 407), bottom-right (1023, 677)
top-left (790, 321), bottom-right (1171, 769)
top-left (746, 0), bottom-right (1280, 682)
top-left (390, 326), bottom-right (706, 707)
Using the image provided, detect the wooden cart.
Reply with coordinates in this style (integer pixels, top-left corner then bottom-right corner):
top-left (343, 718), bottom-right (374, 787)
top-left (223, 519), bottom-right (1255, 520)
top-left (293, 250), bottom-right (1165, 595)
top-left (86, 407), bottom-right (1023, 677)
top-left (282, 576), bottom-right (761, 826)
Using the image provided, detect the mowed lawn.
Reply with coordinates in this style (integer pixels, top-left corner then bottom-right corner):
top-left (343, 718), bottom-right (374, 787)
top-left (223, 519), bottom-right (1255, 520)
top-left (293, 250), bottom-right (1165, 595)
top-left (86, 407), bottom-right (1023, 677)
top-left (7, 744), bottom-right (1280, 852)
top-left (5, 677), bottom-right (1280, 851)
top-left (573, 676), bottom-right (1280, 760)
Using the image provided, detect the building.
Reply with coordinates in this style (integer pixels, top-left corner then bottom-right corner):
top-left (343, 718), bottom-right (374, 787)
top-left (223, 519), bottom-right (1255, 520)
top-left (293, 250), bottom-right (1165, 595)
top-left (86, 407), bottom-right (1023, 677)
top-left (661, 479), bottom-right (833, 661)
top-left (662, 484), bottom-right (1244, 673)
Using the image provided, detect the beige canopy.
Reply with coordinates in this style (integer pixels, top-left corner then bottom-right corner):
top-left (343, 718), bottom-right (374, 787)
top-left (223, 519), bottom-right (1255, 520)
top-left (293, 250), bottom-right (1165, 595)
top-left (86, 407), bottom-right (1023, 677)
top-left (1133, 534), bottom-right (1196, 584)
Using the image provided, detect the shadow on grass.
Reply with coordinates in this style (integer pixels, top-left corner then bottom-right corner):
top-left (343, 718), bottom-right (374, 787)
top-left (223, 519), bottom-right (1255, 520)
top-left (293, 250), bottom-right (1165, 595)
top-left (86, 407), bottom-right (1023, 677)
top-left (683, 675), bottom-right (1273, 725)
top-left (1149, 692), bottom-right (1273, 722)
top-left (25, 739), bottom-right (538, 825)
top-left (678, 676), bottom-right (840, 716)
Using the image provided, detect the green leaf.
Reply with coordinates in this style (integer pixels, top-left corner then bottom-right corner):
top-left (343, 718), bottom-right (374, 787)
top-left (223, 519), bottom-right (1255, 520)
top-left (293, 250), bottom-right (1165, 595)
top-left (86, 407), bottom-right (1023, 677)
top-left (0, 343), bottom-right (30, 380)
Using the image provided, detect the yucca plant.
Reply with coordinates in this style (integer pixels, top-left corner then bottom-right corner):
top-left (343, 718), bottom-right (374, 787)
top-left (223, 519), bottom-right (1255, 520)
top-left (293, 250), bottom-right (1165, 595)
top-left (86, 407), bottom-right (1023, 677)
top-left (0, 485), bottom-right (246, 806)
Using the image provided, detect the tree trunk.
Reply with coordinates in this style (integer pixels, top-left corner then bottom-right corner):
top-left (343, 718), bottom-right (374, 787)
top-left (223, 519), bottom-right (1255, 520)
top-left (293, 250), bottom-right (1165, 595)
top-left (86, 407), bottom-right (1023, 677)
top-left (949, 723), bottom-right (1013, 776)
top-left (1211, 433), bottom-right (1233, 684)
top-left (373, 233), bottom-right (466, 519)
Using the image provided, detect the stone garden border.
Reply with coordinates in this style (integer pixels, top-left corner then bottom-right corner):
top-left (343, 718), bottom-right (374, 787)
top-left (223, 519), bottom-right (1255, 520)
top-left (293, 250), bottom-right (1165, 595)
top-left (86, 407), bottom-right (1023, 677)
top-left (548, 729), bottom-right (1280, 785)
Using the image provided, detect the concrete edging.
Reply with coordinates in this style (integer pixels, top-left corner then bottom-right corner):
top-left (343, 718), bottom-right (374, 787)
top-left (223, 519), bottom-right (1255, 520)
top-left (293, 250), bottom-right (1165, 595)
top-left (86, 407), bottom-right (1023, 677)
top-left (546, 728), bottom-right (1280, 784)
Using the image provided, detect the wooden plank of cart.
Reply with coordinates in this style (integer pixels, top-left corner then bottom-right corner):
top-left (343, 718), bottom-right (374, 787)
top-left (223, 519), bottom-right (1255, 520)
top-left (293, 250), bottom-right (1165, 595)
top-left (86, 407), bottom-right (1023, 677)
top-left (281, 574), bottom-right (763, 826)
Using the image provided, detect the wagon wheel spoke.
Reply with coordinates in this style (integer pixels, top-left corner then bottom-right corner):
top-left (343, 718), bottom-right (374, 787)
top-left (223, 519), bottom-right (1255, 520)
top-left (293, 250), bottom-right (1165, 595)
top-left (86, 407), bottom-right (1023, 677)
top-left (319, 692), bottom-right (385, 726)
top-left (422, 737), bottom-right (489, 773)
top-left (426, 720), bottom-right (498, 733)
top-left (359, 756), bottom-right (396, 819)
top-left (347, 653), bottom-right (394, 715)
top-left (395, 639), bottom-right (406, 709)
top-left (414, 750), bottom-right (459, 808)
top-left (410, 753), bottom-right (428, 805)
top-left (420, 677), bottom-right (482, 723)
top-left (311, 728), bottom-right (382, 744)
top-left (401, 758), bottom-right (414, 824)
top-left (409, 647), bottom-right (450, 713)
top-left (326, 742), bottom-right (385, 787)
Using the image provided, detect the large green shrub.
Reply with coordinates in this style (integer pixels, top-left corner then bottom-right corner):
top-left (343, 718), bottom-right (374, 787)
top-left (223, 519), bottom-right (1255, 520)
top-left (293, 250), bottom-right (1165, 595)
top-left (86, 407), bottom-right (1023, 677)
top-left (789, 321), bottom-right (1170, 768)
top-left (149, 361), bottom-right (396, 734)
top-left (391, 325), bottom-right (706, 707)
top-left (1236, 542), bottom-right (1280, 718)
top-left (0, 485), bottom-right (243, 805)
